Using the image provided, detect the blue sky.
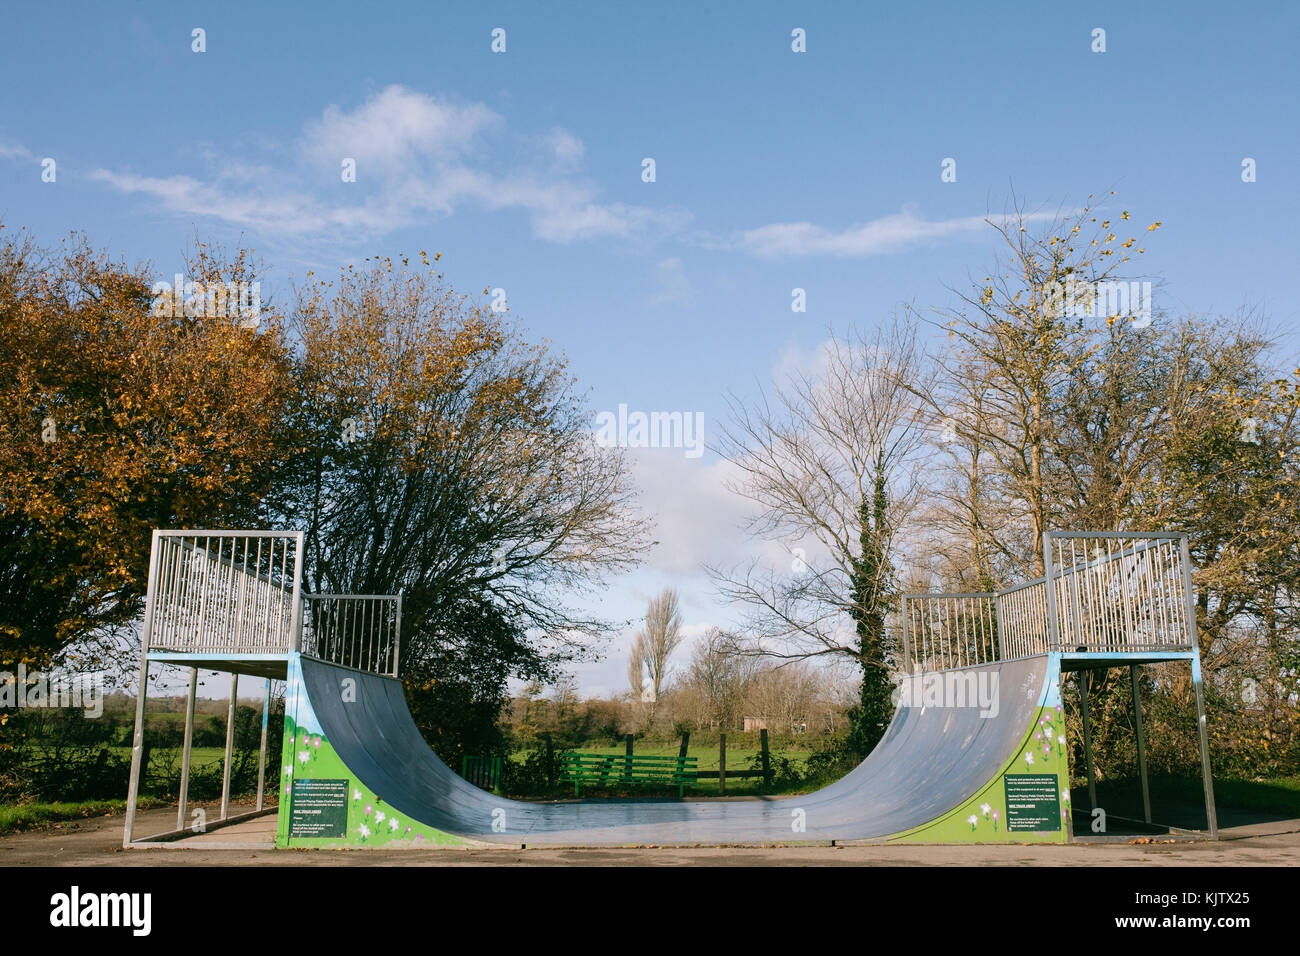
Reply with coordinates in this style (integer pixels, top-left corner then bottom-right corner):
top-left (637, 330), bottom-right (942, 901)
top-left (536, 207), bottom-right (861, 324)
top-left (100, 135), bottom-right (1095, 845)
top-left (3, 1), bottom-right (1297, 695)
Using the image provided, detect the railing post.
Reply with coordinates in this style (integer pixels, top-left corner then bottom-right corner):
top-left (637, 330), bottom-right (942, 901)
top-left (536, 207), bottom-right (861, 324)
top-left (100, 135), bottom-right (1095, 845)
top-left (900, 596), bottom-right (912, 672)
top-left (393, 593), bottom-right (403, 677)
top-left (1043, 532), bottom-right (1060, 652)
top-left (289, 532), bottom-right (304, 652)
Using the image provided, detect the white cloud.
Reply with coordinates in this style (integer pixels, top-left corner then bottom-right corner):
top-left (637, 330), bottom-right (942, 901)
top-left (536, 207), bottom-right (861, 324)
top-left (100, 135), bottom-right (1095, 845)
top-left (649, 256), bottom-right (693, 306)
top-left (0, 142), bottom-right (36, 162)
top-left (735, 207), bottom-right (1057, 259)
top-left (302, 86), bottom-right (501, 172)
top-left (625, 447), bottom-right (794, 576)
top-left (771, 336), bottom-right (836, 383)
top-left (545, 128), bottom-right (585, 167)
top-left (87, 169), bottom-right (394, 236)
top-left (88, 84), bottom-right (686, 246)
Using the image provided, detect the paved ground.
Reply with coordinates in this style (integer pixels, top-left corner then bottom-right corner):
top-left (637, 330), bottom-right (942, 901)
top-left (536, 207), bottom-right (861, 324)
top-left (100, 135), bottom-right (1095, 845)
top-left (4, 801), bottom-right (1299, 865)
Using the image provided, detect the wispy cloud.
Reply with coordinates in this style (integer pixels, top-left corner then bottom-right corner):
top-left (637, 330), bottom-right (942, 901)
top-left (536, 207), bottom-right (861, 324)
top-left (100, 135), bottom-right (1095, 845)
top-left (301, 86), bottom-right (500, 172)
top-left (0, 142), bottom-right (36, 163)
top-left (735, 207), bottom-right (1056, 259)
top-left (87, 169), bottom-right (393, 235)
top-left (649, 257), bottom-right (693, 306)
top-left (88, 84), bottom-right (687, 246)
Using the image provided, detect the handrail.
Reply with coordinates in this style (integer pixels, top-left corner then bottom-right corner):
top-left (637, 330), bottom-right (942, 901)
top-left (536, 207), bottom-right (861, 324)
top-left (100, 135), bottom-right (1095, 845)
top-left (144, 532), bottom-right (303, 655)
top-left (300, 593), bottom-right (403, 677)
top-left (903, 531), bottom-right (1197, 673)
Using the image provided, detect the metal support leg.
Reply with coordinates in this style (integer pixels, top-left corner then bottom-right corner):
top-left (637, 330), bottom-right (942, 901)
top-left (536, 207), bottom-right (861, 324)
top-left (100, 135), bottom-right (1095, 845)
top-left (256, 678), bottom-right (271, 811)
top-left (1130, 664), bottom-right (1151, 824)
top-left (123, 529), bottom-right (161, 849)
top-left (1191, 655), bottom-right (1219, 839)
top-left (1180, 535), bottom-right (1218, 840)
top-left (122, 655), bottom-right (150, 847)
top-left (220, 673), bottom-right (239, 820)
top-left (1079, 671), bottom-right (1097, 810)
top-left (177, 668), bottom-right (198, 831)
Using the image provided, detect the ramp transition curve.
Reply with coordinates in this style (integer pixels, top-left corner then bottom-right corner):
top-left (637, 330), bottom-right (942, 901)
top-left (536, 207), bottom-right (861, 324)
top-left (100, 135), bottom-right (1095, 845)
top-left (275, 653), bottom-right (1071, 847)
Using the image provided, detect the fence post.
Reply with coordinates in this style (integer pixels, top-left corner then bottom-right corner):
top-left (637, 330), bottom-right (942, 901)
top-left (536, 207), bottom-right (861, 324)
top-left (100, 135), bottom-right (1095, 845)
top-left (543, 732), bottom-right (555, 789)
top-left (719, 733), bottom-right (726, 795)
top-left (678, 731), bottom-right (690, 760)
top-left (624, 733), bottom-right (633, 781)
top-left (760, 729), bottom-right (771, 787)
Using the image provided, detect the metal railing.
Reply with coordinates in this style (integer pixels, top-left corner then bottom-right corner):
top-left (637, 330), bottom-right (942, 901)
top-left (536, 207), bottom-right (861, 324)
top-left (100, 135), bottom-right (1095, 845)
top-left (1045, 532), bottom-right (1194, 654)
top-left (300, 594), bottom-right (402, 677)
top-left (902, 531), bottom-right (1198, 672)
top-left (145, 531), bottom-right (303, 655)
top-left (995, 576), bottom-right (1051, 659)
top-left (901, 593), bottom-right (1000, 672)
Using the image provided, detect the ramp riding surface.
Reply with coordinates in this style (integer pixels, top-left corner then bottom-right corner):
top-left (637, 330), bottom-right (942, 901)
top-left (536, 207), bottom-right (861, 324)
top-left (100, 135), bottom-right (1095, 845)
top-left (281, 653), bottom-right (1065, 846)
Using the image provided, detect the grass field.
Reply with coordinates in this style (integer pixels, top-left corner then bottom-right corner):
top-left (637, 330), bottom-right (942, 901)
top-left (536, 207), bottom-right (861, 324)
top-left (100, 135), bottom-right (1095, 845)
top-left (0, 798), bottom-right (166, 834)
top-left (36, 745), bottom-right (233, 770)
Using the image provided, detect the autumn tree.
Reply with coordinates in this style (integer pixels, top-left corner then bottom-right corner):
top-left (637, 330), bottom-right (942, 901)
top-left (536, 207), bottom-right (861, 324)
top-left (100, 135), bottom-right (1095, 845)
top-left (912, 193), bottom-right (1158, 580)
top-left (0, 227), bottom-right (293, 671)
top-left (912, 195), bottom-right (1300, 777)
top-left (278, 254), bottom-right (648, 760)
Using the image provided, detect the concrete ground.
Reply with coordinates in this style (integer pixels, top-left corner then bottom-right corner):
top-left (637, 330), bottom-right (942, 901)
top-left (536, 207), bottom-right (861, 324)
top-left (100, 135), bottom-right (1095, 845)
top-left (4, 801), bottom-right (1299, 865)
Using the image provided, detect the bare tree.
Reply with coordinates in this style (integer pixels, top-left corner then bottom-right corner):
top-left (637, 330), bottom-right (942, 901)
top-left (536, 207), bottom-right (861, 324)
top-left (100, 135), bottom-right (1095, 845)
top-left (708, 316), bottom-right (932, 753)
top-left (626, 637), bottom-right (647, 700)
top-left (633, 588), bottom-right (684, 707)
top-left (742, 662), bottom-right (825, 734)
top-left (681, 627), bottom-right (757, 729)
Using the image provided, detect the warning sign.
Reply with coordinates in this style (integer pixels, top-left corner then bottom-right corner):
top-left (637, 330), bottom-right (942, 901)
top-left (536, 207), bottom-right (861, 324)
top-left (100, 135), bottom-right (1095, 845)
top-left (289, 778), bottom-right (349, 838)
top-left (1003, 774), bottom-right (1061, 832)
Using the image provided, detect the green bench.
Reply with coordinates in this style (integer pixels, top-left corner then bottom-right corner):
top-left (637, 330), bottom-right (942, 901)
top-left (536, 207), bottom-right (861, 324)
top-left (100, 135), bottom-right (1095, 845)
top-left (461, 755), bottom-right (502, 791)
top-left (560, 753), bottom-right (699, 797)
